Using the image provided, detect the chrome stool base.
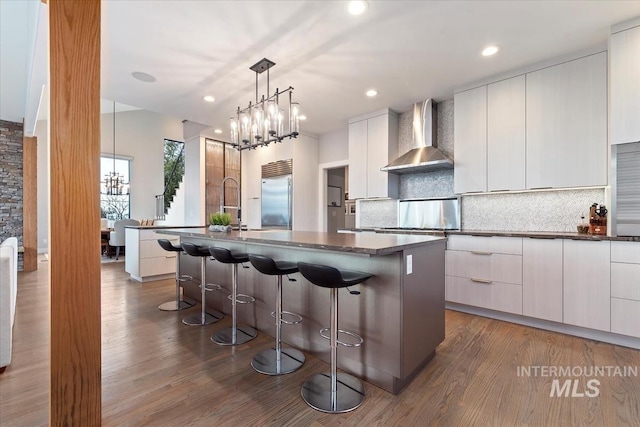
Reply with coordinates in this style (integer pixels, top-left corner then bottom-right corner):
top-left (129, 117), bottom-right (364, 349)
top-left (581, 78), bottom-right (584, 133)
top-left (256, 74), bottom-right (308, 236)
top-left (159, 298), bottom-right (195, 311)
top-left (251, 347), bottom-right (305, 375)
top-left (211, 326), bottom-right (257, 346)
top-left (182, 309), bottom-right (224, 326)
top-left (301, 372), bottom-right (365, 413)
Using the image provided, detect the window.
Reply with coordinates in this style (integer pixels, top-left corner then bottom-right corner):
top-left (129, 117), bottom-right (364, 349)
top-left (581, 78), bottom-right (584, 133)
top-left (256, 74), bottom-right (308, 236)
top-left (100, 155), bottom-right (131, 220)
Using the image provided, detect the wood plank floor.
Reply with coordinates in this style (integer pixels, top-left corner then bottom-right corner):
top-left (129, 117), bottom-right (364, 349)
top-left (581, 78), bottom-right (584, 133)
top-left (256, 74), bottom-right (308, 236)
top-left (1, 260), bottom-right (639, 426)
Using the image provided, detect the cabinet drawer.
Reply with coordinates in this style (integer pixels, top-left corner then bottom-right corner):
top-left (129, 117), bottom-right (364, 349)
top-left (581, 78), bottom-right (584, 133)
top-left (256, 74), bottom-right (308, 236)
top-left (611, 262), bottom-right (640, 301)
top-left (611, 241), bottom-right (640, 264)
top-left (446, 235), bottom-right (522, 255)
top-left (446, 275), bottom-right (522, 315)
top-left (140, 240), bottom-right (178, 259)
top-left (611, 298), bottom-right (640, 338)
top-left (446, 250), bottom-right (522, 284)
top-left (140, 257), bottom-right (176, 277)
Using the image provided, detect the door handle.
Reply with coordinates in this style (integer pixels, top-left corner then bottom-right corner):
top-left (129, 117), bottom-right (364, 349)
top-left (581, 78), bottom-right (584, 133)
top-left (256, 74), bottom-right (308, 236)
top-left (471, 251), bottom-right (492, 256)
top-left (470, 278), bottom-right (493, 284)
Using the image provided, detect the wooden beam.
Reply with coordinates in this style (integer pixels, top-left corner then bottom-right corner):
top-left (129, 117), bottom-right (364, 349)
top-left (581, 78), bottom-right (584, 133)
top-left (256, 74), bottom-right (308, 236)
top-left (49, 0), bottom-right (101, 425)
top-left (22, 135), bottom-right (38, 271)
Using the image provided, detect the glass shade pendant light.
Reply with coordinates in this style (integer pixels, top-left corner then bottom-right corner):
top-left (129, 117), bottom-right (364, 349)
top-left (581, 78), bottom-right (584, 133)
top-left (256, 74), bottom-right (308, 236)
top-left (229, 58), bottom-right (300, 150)
top-left (103, 101), bottom-right (129, 195)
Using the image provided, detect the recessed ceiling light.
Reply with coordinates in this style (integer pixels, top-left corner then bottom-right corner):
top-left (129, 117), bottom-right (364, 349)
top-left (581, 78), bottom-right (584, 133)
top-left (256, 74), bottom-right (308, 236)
top-left (299, 115), bottom-right (307, 121)
top-left (482, 45), bottom-right (501, 57)
top-left (348, 0), bottom-right (368, 16)
top-left (204, 95), bottom-right (215, 102)
top-left (131, 71), bottom-right (156, 83)
top-left (366, 89), bottom-right (378, 97)
top-left (213, 129), bottom-right (223, 134)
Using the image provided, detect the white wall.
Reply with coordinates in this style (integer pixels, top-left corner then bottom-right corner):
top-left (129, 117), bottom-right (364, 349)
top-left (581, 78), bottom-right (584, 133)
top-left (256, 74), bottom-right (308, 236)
top-left (35, 109), bottom-right (183, 251)
top-left (241, 133), bottom-right (320, 231)
top-left (318, 127), bottom-right (348, 164)
top-left (183, 135), bottom-right (206, 225)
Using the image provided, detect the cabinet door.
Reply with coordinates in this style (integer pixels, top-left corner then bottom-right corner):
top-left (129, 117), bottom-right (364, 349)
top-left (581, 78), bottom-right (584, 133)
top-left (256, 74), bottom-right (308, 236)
top-left (488, 76), bottom-right (525, 191)
top-left (367, 114), bottom-right (390, 198)
top-left (454, 86), bottom-right (487, 193)
top-left (348, 119), bottom-right (368, 199)
top-left (563, 239), bottom-right (610, 331)
top-left (611, 25), bottom-right (640, 145)
top-left (523, 238), bottom-right (563, 322)
top-left (526, 53), bottom-right (607, 189)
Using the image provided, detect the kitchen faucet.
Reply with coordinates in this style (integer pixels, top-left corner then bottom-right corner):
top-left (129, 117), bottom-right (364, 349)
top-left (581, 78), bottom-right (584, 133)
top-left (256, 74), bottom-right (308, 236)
top-left (220, 176), bottom-right (242, 231)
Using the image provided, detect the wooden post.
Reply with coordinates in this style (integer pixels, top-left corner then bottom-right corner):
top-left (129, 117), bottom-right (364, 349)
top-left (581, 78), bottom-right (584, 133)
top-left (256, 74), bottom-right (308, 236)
top-left (22, 135), bottom-right (37, 272)
top-left (49, 0), bottom-right (101, 425)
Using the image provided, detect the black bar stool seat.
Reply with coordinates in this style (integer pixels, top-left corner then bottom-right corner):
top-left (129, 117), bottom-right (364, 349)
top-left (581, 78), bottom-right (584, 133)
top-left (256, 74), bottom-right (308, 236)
top-left (180, 242), bottom-right (224, 326)
top-left (297, 262), bottom-right (372, 414)
top-left (209, 247), bottom-right (257, 346)
top-left (157, 239), bottom-right (195, 311)
top-left (249, 254), bottom-right (305, 375)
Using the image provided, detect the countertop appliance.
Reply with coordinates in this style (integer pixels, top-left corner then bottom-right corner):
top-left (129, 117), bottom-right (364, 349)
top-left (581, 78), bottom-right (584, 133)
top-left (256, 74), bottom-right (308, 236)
top-left (261, 159), bottom-right (293, 230)
top-left (396, 197), bottom-right (460, 230)
top-left (612, 141), bottom-right (640, 236)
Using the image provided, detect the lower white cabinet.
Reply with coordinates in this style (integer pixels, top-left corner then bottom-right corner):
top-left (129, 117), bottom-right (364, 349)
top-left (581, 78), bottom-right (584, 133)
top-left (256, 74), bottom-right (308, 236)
top-left (610, 241), bottom-right (640, 338)
top-left (446, 276), bottom-right (522, 315)
top-left (125, 228), bottom-right (179, 282)
top-left (563, 240), bottom-right (611, 332)
top-left (522, 238), bottom-right (563, 323)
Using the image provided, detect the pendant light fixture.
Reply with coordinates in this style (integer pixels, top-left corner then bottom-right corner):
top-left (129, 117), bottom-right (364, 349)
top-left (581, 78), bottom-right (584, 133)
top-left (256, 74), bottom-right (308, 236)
top-left (229, 58), bottom-right (300, 150)
top-left (103, 101), bottom-right (129, 195)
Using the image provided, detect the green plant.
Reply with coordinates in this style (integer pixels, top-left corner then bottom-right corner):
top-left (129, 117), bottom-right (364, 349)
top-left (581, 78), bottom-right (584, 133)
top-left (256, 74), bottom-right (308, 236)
top-left (209, 212), bottom-right (231, 226)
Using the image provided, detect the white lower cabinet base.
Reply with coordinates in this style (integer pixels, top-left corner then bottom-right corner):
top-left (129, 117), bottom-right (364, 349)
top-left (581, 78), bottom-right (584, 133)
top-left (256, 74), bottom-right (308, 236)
top-left (611, 298), bottom-right (640, 339)
top-left (446, 276), bottom-right (522, 315)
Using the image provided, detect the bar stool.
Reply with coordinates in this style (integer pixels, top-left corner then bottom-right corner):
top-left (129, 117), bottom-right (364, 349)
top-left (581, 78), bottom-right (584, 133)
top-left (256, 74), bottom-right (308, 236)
top-left (181, 242), bottom-right (224, 326)
top-left (248, 254), bottom-right (305, 375)
top-left (297, 262), bottom-right (371, 414)
top-left (209, 247), bottom-right (257, 345)
top-left (157, 239), bottom-right (195, 311)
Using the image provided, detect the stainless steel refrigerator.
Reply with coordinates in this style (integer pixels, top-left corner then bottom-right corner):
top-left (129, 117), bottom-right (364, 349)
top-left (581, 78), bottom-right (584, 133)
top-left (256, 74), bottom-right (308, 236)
top-left (261, 174), bottom-right (293, 229)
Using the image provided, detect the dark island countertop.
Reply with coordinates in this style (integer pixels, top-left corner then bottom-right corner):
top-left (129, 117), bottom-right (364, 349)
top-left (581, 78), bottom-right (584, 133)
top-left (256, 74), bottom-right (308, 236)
top-left (160, 227), bottom-right (446, 256)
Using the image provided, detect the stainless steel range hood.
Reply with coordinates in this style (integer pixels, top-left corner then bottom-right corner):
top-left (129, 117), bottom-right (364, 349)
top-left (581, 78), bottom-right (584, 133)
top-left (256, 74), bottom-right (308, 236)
top-left (381, 99), bottom-right (453, 174)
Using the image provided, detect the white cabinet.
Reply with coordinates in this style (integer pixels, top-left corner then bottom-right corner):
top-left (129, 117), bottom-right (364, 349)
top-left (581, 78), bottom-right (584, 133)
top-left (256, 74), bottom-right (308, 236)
top-left (454, 86), bottom-right (487, 193)
top-left (611, 23), bottom-right (640, 145)
top-left (526, 52), bottom-right (607, 189)
top-left (445, 235), bottom-right (523, 315)
top-left (522, 238), bottom-right (563, 323)
top-left (563, 239), bottom-right (610, 332)
top-left (487, 76), bottom-right (526, 191)
top-left (125, 228), bottom-right (179, 282)
top-left (348, 109), bottom-right (399, 199)
top-left (610, 241), bottom-right (640, 338)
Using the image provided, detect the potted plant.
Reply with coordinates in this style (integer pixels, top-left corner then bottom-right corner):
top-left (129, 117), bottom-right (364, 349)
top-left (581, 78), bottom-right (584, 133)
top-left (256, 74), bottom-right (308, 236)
top-left (208, 212), bottom-right (232, 232)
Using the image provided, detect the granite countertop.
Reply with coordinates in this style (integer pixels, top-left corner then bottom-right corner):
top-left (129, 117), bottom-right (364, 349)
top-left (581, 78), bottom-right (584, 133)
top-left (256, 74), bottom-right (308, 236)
top-left (337, 228), bottom-right (640, 242)
top-left (160, 227), bottom-right (446, 256)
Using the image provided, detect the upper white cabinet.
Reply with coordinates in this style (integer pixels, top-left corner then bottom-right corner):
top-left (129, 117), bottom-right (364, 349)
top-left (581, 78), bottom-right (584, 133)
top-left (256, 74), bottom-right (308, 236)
top-left (563, 239), bottom-right (611, 332)
top-left (487, 76), bottom-right (526, 191)
top-left (526, 52), bottom-right (607, 189)
top-left (454, 86), bottom-right (487, 193)
top-left (611, 23), bottom-right (640, 145)
top-left (348, 110), bottom-right (399, 199)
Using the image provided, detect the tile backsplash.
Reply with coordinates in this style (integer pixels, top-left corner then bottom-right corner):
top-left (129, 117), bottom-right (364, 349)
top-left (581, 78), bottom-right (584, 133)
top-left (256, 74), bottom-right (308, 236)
top-left (461, 188), bottom-right (606, 232)
top-left (358, 199), bottom-right (397, 228)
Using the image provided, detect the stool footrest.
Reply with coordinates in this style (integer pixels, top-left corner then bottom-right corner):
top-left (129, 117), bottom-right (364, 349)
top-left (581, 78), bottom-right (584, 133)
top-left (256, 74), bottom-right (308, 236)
top-left (270, 310), bottom-right (303, 325)
top-left (319, 328), bottom-right (363, 347)
top-left (177, 274), bottom-right (193, 283)
top-left (200, 283), bottom-right (222, 292)
top-left (227, 293), bottom-right (255, 304)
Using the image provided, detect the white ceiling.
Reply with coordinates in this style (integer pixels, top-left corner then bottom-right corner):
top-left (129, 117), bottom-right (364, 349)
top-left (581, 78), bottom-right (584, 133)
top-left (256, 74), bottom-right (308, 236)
top-left (5, 1), bottom-right (640, 139)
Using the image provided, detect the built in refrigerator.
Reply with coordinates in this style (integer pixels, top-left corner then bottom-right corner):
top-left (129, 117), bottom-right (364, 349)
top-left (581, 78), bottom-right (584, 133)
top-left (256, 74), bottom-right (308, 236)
top-left (261, 160), bottom-right (293, 230)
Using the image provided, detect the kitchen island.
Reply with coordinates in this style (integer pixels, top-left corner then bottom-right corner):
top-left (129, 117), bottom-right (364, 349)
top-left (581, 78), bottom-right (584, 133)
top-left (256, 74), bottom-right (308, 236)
top-left (161, 228), bottom-right (446, 394)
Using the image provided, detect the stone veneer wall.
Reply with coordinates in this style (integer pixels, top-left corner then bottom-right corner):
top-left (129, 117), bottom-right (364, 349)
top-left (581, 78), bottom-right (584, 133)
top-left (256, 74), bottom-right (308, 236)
top-left (0, 120), bottom-right (24, 270)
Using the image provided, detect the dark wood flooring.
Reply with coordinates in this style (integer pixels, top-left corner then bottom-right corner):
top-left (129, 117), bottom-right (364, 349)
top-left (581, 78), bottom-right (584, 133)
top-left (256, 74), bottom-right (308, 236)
top-left (0, 260), bottom-right (639, 426)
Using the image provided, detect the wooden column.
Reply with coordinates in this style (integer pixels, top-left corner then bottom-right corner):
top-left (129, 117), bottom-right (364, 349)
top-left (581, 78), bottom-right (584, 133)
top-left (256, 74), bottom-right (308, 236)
top-left (49, 0), bottom-right (101, 425)
top-left (22, 135), bottom-right (37, 271)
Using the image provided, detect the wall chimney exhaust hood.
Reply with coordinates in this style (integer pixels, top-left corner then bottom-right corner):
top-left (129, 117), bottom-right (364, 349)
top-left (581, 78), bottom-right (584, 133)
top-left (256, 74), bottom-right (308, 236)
top-left (381, 99), bottom-right (453, 174)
